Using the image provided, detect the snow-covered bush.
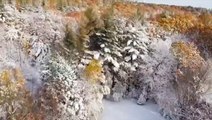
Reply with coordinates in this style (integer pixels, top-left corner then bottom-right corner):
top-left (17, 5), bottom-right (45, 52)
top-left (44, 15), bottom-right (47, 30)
top-left (171, 41), bottom-right (205, 105)
top-left (38, 54), bottom-right (109, 120)
top-left (37, 55), bottom-right (88, 120)
top-left (200, 59), bottom-right (212, 104)
top-left (0, 68), bottom-right (43, 120)
top-left (168, 41), bottom-right (212, 119)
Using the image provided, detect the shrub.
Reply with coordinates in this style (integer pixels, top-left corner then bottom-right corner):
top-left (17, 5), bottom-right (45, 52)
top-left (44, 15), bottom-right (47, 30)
top-left (64, 24), bottom-right (90, 51)
top-left (114, 2), bottom-right (138, 18)
top-left (199, 12), bottom-right (212, 26)
top-left (64, 25), bottom-right (80, 49)
top-left (190, 25), bottom-right (212, 55)
top-left (83, 6), bottom-right (104, 32)
top-left (171, 41), bottom-right (206, 105)
top-left (130, 7), bottom-right (145, 23)
top-left (171, 41), bottom-right (204, 71)
top-left (100, 3), bottom-right (116, 29)
top-left (21, 38), bottom-right (31, 55)
top-left (157, 13), bottom-right (197, 33)
top-left (84, 59), bottom-right (103, 83)
top-left (48, 0), bottom-right (57, 9)
top-left (0, 68), bottom-right (44, 120)
top-left (157, 12), bottom-right (212, 55)
top-left (36, 55), bottom-right (88, 120)
top-left (64, 6), bottom-right (104, 51)
top-left (187, 13), bottom-right (212, 55)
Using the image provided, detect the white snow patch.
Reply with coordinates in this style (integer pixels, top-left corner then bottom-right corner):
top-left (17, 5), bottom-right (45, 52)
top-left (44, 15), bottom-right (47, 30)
top-left (102, 99), bottom-right (165, 120)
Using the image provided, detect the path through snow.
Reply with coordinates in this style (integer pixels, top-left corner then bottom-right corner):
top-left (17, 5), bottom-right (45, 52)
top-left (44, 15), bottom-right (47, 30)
top-left (102, 99), bottom-right (165, 120)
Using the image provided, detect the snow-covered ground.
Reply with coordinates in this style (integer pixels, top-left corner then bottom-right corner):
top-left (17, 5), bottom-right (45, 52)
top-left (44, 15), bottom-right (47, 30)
top-left (137, 0), bottom-right (212, 9)
top-left (102, 99), bottom-right (165, 120)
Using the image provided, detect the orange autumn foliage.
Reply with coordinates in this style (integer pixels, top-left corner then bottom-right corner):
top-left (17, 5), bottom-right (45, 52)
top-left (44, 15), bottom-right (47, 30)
top-left (171, 41), bottom-right (207, 105)
top-left (157, 13), bottom-right (197, 33)
top-left (188, 13), bottom-right (212, 53)
top-left (66, 11), bottom-right (84, 23)
top-left (113, 2), bottom-right (138, 17)
top-left (157, 12), bottom-right (212, 54)
top-left (171, 41), bottom-right (205, 71)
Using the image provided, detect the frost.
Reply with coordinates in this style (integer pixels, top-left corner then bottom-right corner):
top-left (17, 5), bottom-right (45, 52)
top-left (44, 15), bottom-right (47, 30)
top-left (132, 54), bottom-right (137, 60)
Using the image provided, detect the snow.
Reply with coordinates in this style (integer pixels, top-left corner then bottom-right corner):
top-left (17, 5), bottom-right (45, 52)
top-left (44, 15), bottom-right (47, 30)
top-left (102, 99), bottom-right (165, 120)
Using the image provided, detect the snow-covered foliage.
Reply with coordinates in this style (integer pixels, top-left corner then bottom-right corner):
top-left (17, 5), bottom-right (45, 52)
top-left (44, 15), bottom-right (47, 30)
top-left (0, 4), bottom-right (109, 120)
top-left (0, 5), bottom-right (65, 94)
top-left (80, 14), bottom-right (212, 119)
top-left (80, 18), bottom-right (176, 103)
top-left (200, 59), bottom-right (212, 104)
top-left (0, 68), bottom-right (36, 120)
top-left (38, 55), bottom-right (88, 120)
top-left (0, 2), bottom-right (211, 120)
top-left (38, 54), bottom-right (110, 120)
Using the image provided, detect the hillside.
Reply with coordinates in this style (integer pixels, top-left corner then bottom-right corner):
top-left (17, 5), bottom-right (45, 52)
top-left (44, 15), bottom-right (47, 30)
top-left (0, 0), bottom-right (211, 120)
